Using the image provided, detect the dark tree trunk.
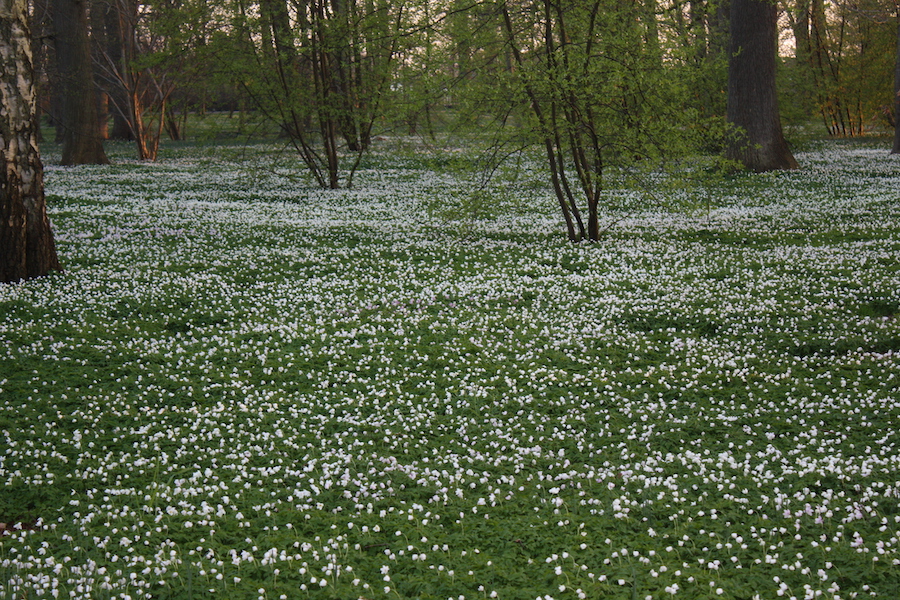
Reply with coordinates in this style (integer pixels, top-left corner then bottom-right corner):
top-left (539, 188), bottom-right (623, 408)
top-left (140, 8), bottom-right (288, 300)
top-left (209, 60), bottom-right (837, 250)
top-left (709, 0), bottom-right (730, 57)
top-left (51, 0), bottom-right (109, 164)
top-left (90, 2), bottom-right (108, 140)
top-left (31, 0), bottom-right (53, 142)
top-left (106, 0), bottom-right (135, 147)
top-left (165, 115), bottom-right (182, 141)
top-left (97, 91), bottom-right (109, 139)
top-left (892, 11), bottom-right (900, 154)
top-left (726, 0), bottom-right (797, 171)
top-left (1, 0), bottom-right (62, 283)
top-left (260, 0), bottom-right (302, 136)
top-left (329, 0), bottom-right (359, 151)
top-left (689, 1), bottom-right (708, 59)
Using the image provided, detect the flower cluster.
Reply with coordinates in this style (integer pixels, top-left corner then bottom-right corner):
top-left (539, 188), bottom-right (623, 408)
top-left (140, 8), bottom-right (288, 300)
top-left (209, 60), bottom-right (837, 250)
top-left (1, 140), bottom-right (898, 599)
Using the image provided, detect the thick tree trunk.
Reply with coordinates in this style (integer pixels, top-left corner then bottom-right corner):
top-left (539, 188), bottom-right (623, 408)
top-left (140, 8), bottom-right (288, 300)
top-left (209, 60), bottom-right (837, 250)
top-left (89, 2), bottom-right (109, 140)
top-left (97, 91), bottom-right (109, 139)
top-left (1, 0), bottom-right (62, 282)
top-left (51, 0), bottom-right (109, 165)
top-left (726, 0), bottom-right (797, 171)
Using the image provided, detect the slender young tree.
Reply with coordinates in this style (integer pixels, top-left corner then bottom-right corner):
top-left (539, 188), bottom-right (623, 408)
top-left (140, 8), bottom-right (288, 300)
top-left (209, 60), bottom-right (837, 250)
top-left (94, 0), bottom-right (134, 140)
top-left (225, 0), bottom-right (408, 188)
top-left (893, 8), bottom-right (900, 154)
top-left (499, 0), bottom-right (728, 241)
top-left (1, 0), bottom-right (62, 282)
top-left (101, 0), bottom-right (173, 161)
top-left (782, 0), bottom-right (894, 138)
top-left (51, 0), bottom-right (109, 164)
top-left (726, 0), bottom-right (797, 171)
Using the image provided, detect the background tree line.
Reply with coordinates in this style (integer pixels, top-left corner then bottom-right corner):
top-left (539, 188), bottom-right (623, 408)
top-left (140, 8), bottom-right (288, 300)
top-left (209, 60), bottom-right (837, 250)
top-left (4, 0), bottom-right (900, 280)
top-left (32, 0), bottom-right (900, 168)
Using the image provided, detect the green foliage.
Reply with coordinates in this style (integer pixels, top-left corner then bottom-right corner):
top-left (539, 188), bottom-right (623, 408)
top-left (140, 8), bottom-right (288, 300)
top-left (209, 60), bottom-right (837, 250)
top-left (207, 0), bottom-right (424, 188)
top-left (780, 0), bottom-right (897, 137)
top-left (4, 137), bottom-right (900, 599)
top-left (484, 0), bottom-right (732, 240)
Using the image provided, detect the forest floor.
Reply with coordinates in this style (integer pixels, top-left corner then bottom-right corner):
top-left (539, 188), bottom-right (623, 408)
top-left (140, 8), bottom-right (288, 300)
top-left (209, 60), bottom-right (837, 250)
top-left (2, 137), bottom-right (900, 599)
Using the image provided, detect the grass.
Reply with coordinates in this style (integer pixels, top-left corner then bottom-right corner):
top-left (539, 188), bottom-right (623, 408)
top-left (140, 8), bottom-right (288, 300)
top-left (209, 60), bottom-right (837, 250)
top-left (1, 136), bottom-right (899, 600)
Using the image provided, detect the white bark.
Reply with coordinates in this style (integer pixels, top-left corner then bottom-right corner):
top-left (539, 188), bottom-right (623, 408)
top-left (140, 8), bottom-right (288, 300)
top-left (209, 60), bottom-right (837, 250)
top-left (1, 0), bottom-right (61, 281)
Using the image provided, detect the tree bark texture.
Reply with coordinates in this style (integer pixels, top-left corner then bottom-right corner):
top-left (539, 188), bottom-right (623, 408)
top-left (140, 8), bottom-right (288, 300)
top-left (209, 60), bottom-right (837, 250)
top-left (51, 0), bottom-right (109, 164)
top-left (1, 0), bottom-right (62, 282)
top-left (726, 0), bottom-right (797, 171)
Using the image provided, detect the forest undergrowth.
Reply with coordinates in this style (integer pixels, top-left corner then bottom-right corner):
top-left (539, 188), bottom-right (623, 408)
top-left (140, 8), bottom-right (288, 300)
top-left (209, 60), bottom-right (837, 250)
top-left (1, 138), bottom-right (899, 600)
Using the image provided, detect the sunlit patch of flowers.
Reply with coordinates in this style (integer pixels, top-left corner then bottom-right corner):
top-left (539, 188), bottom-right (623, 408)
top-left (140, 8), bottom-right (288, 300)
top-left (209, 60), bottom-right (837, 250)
top-left (1, 139), bottom-right (899, 599)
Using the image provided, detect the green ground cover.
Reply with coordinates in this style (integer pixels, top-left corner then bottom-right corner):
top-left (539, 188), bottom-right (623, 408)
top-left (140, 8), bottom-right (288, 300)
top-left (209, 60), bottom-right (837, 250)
top-left (2, 138), bottom-right (900, 600)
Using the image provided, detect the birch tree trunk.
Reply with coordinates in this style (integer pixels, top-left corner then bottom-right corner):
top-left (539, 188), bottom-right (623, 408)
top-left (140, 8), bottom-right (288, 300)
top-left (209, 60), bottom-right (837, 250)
top-left (0, 0), bottom-right (62, 282)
